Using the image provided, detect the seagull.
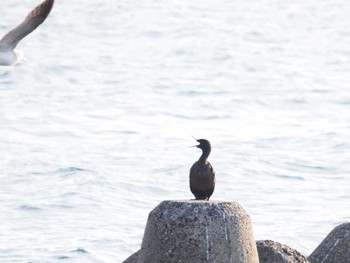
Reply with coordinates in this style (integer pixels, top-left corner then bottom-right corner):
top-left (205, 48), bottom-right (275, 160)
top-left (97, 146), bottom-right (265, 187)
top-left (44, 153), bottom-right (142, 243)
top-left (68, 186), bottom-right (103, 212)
top-left (0, 0), bottom-right (54, 66)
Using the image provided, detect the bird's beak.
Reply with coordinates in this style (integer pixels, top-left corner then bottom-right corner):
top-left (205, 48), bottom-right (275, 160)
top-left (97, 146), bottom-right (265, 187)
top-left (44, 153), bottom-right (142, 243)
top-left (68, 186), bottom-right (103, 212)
top-left (190, 136), bottom-right (200, 148)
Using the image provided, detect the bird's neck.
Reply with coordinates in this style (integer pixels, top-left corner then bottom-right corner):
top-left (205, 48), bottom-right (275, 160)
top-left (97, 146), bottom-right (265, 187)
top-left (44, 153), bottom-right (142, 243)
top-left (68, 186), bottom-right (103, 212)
top-left (199, 148), bottom-right (211, 162)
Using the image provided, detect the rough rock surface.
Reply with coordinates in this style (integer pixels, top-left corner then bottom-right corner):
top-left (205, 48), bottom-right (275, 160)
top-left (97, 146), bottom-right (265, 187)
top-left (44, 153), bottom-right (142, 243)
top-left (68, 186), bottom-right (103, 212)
top-left (131, 200), bottom-right (259, 263)
top-left (256, 240), bottom-right (309, 263)
top-left (123, 251), bottom-right (139, 263)
top-left (308, 222), bottom-right (350, 263)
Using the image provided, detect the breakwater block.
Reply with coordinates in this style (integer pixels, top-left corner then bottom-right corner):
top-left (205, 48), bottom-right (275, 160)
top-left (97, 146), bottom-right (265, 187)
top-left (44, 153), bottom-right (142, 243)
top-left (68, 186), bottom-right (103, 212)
top-left (308, 222), bottom-right (350, 263)
top-left (125, 200), bottom-right (259, 263)
top-left (256, 240), bottom-right (309, 263)
top-left (123, 251), bottom-right (139, 263)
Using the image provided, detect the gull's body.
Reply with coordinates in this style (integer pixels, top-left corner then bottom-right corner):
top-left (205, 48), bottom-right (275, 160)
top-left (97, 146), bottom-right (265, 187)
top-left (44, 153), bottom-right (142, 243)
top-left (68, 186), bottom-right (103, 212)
top-left (0, 0), bottom-right (54, 66)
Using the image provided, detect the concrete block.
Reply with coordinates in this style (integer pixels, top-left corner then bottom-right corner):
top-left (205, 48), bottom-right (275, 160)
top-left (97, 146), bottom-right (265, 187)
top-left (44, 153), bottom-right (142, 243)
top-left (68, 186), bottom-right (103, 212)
top-left (257, 240), bottom-right (309, 263)
top-left (308, 222), bottom-right (350, 263)
top-left (136, 200), bottom-right (259, 263)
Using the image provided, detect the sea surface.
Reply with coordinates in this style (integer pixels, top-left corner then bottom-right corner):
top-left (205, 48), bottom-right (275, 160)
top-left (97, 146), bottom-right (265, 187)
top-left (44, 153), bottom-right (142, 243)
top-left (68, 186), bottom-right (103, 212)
top-left (1, 0), bottom-right (350, 262)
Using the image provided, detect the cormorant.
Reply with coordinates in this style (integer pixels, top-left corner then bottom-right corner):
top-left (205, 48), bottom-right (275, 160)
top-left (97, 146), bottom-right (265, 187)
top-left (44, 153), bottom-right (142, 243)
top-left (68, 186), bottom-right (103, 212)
top-left (189, 138), bottom-right (215, 200)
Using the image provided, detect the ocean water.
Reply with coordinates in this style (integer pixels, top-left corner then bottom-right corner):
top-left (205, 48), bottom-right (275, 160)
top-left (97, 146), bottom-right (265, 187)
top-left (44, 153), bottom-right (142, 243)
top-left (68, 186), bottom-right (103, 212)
top-left (1, 0), bottom-right (350, 262)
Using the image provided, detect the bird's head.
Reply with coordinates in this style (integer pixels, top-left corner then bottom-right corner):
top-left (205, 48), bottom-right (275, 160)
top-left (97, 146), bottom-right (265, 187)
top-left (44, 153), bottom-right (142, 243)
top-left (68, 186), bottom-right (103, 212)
top-left (192, 137), bottom-right (211, 151)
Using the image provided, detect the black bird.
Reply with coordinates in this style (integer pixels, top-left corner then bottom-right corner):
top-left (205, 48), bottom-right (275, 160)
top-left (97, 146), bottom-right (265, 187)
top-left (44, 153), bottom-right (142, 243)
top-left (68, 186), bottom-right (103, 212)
top-left (189, 138), bottom-right (215, 200)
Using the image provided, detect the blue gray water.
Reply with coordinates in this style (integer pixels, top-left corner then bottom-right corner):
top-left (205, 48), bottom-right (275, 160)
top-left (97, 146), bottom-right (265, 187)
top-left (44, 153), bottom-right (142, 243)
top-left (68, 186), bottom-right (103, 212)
top-left (1, 0), bottom-right (349, 262)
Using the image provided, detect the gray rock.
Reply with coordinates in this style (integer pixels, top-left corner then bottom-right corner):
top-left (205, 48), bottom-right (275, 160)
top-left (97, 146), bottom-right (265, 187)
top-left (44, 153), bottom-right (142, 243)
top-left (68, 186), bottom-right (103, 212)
top-left (308, 222), bottom-right (350, 263)
top-left (136, 200), bottom-right (259, 263)
top-left (123, 250), bottom-right (139, 263)
top-left (256, 240), bottom-right (309, 263)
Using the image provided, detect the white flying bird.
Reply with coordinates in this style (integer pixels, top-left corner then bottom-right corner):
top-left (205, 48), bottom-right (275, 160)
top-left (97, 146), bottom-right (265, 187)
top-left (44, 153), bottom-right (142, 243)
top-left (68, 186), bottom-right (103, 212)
top-left (0, 0), bottom-right (54, 66)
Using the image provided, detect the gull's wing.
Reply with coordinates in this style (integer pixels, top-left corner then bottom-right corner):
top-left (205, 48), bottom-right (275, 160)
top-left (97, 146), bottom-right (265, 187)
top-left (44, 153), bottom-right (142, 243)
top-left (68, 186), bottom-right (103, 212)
top-left (0, 0), bottom-right (54, 51)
